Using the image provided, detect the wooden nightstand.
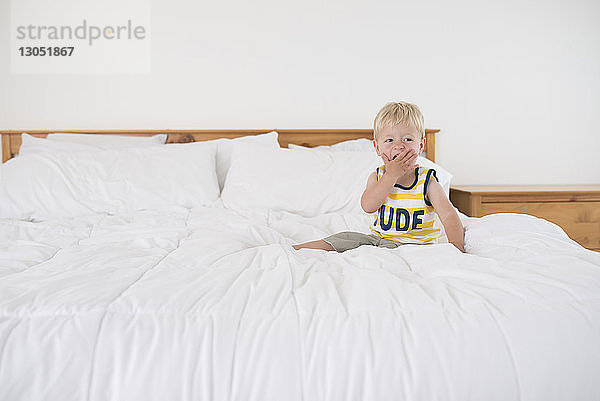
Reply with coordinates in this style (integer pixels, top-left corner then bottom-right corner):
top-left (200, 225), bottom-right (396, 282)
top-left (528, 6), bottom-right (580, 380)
top-left (450, 185), bottom-right (600, 252)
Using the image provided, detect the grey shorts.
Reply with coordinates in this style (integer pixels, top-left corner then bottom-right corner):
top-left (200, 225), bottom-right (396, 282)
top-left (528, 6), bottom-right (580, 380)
top-left (322, 231), bottom-right (403, 253)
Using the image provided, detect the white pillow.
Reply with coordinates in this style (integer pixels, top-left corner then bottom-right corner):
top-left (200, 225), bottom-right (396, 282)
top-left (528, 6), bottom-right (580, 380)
top-left (288, 143), bottom-right (453, 197)
top-left (211, 131), bottom-right (279, 192)
top-left (19, 133), bottom-right (166, 156)
top-left (46, 133), bottom-right (167, 145)
top-left (0, 142), bottom-right (219, 220)
top-left (221, 144), bottom-right (382, 217)
top-left (19, 133), bottom-right (101, 155)
top-left (288, 138), bottom-right (373, 152)
top-left (17, 132), bottom-right (278, 195)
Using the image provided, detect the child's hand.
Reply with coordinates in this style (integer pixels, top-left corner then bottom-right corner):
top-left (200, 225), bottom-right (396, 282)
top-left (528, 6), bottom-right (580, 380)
top-left (382, 148), bottom-right (419, 179)
top-left (452, 241), bottom-right (466, 253)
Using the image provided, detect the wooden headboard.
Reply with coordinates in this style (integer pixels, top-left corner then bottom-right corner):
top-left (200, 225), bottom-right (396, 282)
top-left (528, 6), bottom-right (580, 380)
top-left (0, 129), bottom-right (439, 163)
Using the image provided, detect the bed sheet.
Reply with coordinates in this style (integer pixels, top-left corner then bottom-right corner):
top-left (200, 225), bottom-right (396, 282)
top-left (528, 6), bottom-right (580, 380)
top-left (1, 204), bottom-right (599, 401)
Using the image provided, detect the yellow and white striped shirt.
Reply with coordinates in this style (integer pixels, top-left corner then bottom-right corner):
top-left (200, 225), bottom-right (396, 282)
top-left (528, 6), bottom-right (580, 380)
top-left (370, 165), bottom-right (443, 244)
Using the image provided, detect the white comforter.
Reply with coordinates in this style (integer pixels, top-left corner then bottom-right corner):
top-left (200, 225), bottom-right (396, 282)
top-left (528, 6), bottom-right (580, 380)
top-left (1, 204), bottom-right (599, 401)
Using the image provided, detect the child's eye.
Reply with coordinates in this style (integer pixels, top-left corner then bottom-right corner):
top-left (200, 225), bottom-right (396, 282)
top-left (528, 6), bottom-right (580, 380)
top-left (403, 138), bottom-right (413, 142)
top-left (385, 139), bottom-right (393, 143)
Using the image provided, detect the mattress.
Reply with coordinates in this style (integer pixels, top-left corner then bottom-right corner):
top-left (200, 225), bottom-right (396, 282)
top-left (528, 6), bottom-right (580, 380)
top-left (1, 204), bottom-right (599, 401)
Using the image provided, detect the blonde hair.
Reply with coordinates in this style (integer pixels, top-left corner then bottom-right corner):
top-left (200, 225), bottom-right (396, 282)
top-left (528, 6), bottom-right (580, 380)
top-left (373, 102), bottom-right (425, 140)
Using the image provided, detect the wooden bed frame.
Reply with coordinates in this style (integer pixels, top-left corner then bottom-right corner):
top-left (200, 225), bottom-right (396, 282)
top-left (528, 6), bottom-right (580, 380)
top-left (0, 129), bottom-right (440, 163)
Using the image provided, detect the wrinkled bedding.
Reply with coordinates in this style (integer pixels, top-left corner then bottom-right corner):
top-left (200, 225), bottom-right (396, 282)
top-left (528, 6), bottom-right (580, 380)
top-left (1, 204), bottom-right (599, 401)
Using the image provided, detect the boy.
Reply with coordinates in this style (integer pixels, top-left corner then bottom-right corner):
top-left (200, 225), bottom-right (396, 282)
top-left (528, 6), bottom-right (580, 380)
top-left (293, 101), bottom-right (465, 253)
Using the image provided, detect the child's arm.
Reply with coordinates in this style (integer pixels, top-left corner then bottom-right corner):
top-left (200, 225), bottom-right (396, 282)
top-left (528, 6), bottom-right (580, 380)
top-left (426, 179), bottom-right (465, 252)
top-left (361, 149), bottom-right (418, 213)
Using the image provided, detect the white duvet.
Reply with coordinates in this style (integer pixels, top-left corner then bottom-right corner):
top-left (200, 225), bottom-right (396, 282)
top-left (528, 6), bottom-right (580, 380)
top-left (1, 204), bottom-right (599, 401)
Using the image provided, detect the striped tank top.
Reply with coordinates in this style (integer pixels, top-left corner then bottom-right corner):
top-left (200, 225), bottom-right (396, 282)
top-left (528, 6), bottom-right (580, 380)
top-left (370, 165), bottom-right (443, 244)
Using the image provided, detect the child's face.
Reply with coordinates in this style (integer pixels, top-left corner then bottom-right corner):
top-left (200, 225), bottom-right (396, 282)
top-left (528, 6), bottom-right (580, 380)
top-left (374, 124), bottom-right (424, 161)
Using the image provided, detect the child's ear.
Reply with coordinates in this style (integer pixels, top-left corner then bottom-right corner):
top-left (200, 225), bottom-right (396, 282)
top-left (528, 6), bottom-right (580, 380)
top-left (373, 140), bottom-right (381, 156)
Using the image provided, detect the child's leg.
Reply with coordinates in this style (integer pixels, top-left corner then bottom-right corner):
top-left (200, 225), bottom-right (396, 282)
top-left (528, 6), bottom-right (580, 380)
top-left (292, 240), bottom-right (335, 251)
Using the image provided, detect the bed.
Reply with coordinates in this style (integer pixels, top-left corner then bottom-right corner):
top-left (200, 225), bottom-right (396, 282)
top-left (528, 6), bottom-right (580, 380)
top-left (0, 129), bottom-right (599, 401)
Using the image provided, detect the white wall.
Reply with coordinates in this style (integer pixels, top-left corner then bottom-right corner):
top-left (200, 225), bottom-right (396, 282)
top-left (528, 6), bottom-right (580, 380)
top-left (1, 0), bottom-right (599, 185)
